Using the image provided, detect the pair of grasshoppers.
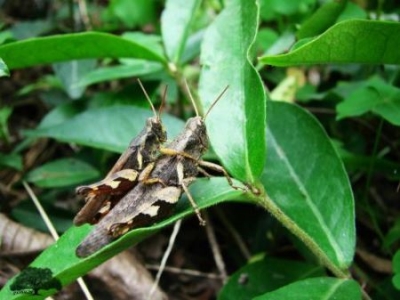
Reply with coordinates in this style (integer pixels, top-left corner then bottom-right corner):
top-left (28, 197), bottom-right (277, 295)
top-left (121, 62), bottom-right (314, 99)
top-left (74, 80), bottom-right (239, 257)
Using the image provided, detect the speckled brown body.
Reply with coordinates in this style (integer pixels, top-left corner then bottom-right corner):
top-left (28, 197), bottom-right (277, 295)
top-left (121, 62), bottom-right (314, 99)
top-left (73, 116), bottom-right (167, 226)
top-left (76, 117), bottom-right (208, 257)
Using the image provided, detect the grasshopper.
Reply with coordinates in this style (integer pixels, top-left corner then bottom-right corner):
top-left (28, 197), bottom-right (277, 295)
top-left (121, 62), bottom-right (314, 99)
top-left (76, 85), bottom-right (240, 258)
top-left (73, 80), bottom-right (167, 226)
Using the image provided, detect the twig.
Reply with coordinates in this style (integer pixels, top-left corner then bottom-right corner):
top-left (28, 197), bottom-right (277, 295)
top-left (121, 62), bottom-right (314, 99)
top-left (146, 264), bottom-right (223, 280)
top-left (361, 289), bottom-right (373, 300)
top-left (215, 207), bottom-right (251, 260)
top-left (23, 182), bottom-right (59, 240)
top-left (147, 219), bottom-right (182, 299)
top-left (204, 212), bottom-right (227, 282)
top-left (77, 0), bottom-right (92, 30)
top-left (22, 181), bottom-right (94, 300)
top-left (356, 247), bottom-right (392, 274)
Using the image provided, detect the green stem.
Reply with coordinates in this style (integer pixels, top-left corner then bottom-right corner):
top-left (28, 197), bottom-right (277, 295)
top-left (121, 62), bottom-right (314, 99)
top-left (252, 186), bottom-right (349, 279)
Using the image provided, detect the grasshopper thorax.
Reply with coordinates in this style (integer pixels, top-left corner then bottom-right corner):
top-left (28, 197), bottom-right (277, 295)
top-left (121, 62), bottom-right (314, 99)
top-left (182, 116), bottom-right (208, 158)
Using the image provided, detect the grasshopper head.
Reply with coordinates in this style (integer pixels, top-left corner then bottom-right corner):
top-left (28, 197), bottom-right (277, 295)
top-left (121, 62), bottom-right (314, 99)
top-left (147, 117), bottom-right (167, 144)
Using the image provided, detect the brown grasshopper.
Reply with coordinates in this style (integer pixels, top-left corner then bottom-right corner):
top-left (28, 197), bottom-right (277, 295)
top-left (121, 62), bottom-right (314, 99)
top-left (73, 80), bottom-right (167, 226)
top-left (76, 85), bottom-right (240, 258)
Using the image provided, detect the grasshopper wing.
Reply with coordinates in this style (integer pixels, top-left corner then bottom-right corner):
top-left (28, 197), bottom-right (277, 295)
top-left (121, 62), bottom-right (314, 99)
top-left (76, 183), bottom-right (181, 257)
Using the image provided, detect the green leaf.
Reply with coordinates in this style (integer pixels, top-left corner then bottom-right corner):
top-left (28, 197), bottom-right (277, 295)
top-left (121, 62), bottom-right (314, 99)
top-left (336, 76), bottom-right (400, 126)
top-left (25, 158), bottom-right (100, 188)
top-left (219, 256), bottom-right (324, 300)
top-left (0, 32), bottom-right (166, 70)
top-left (393, 250), bottom-right (400, 290)
top-left (259, 0), bottom-right (315, 20)
top-left (296, 0), bottom-right (347, 40)
top-left (0, 57), bottom-right (9, 77)
top-left (181, 30), bottom-right (204, 64)
top-left (255, 28), bottom-right (279, 54)
top-left (260, 20), bottom-right (400, 66)
top-left (0, 152), bottom-right (23, 170)
top-left (254, 277), bottom-right (361, 300)
top-left (199, 0), bottom-right (266, 183)
top-left (11, 19), bottom-right (54, 40)
top-left (383, 218), bottom-right (400, 249)
top-left (0, 178), bottom-right (245, 299)
top-left (393, 275), bottom-right (400, 291)
top-left (0, 106), bottom-right (12, 142)
top-left (394, 250), bottom-right (400, 273)
top-left (121, 32), bottom-right (164, 60)
top-left (161, 0), bottom-right (201, 64)
top-left (37, 100), bottom-right (87, 129)
top-left (25, 106), bottom-right (185, 153)
top-left (12, 203), bottom-right (73, 233)
top-left (108, 0), bottom-right (156, 28)
top-left (337, 2), bottom-right (367, 22)
top-left (78, 60), bottom-right (163, 88)
top-left (0, 30), bottom-right (13, 45)
top-left (53, 59), bottom-right (96, 99)
top-left (260, 101), bottom-right (355, 270)
top-left (333, 139), bottom-right (400, 180)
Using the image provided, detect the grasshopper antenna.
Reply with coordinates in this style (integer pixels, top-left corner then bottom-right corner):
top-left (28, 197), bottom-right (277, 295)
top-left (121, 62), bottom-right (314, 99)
top-left (184, 79), bottom-right (200, 117)
top-left (137, 78), bottom-right (158, 119)
top-left (203, 85), bottom-right (229, 120)
top-left (158, 84), bottom-right (168, 120)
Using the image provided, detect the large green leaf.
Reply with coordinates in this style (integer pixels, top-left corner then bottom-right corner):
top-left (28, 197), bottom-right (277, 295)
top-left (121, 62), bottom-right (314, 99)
top-left (260, 20), bottom-right (400, 66)
top-left (199, 0), bottom-right (266, 184)
top-left (161, 0), bottom-right (201, 64)
top-left (260, 101), bottom-right (355, 271)
top-left (25, 158), bottom-right (100, 188)
top-left (254, 277), bottom-right (361, 300)
top-left (219, 257), bottom-right (324, 300)
top-left (0, 178), bottom-right (246, 299)
top-left (0, 32), bottom-right (166, 70)
top-left (25, 106), bottom-right (185, 153)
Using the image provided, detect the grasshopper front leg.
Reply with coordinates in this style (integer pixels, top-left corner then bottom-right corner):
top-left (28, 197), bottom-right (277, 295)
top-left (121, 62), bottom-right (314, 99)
top-left (197, 160), bottom-right (246, 191)
top-left (160, 147), bottom-right (244, 191)
top-left (176, 161), bottom-right (206, 226)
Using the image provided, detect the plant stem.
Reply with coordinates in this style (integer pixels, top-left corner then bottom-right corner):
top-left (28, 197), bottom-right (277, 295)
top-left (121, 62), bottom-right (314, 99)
top-left (253, 185), bottom-right (349, 279)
